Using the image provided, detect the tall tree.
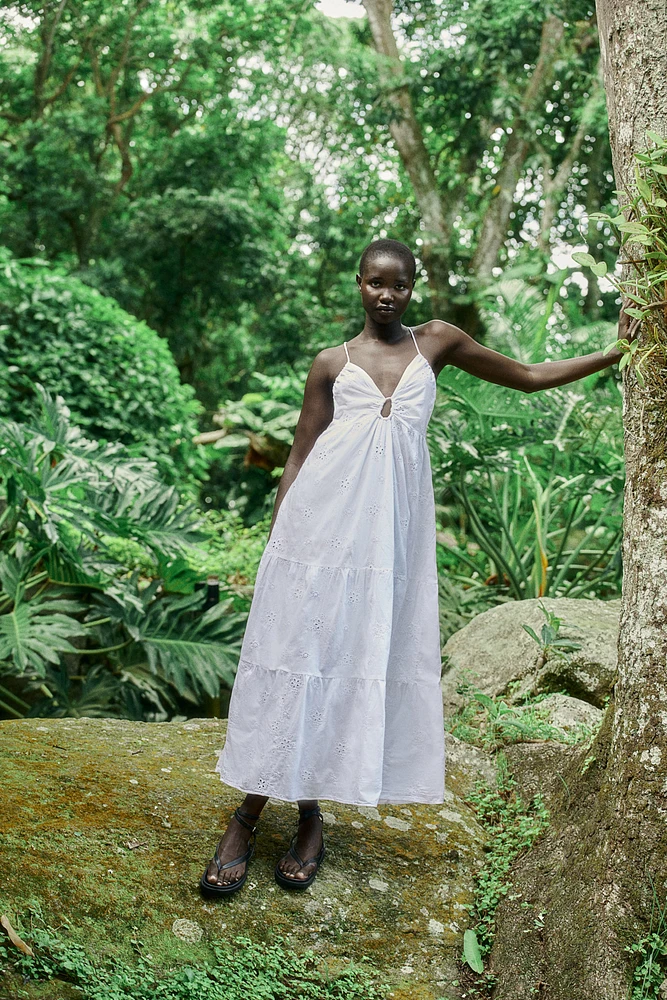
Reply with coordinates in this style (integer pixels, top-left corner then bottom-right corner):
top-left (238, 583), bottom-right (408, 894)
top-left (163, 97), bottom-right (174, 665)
top-left (358, 0), bottom-right (606, 332)
top-left (361, 0), bottom-right (452, 314)
top-left (487, 2), bottom-right (667, 997)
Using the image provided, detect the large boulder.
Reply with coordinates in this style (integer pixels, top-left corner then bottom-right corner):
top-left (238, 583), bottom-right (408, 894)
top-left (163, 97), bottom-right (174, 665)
top-left (0, 718), bottom-right (492, 1000)
top-left (442, 598), bottom-right (620, 719)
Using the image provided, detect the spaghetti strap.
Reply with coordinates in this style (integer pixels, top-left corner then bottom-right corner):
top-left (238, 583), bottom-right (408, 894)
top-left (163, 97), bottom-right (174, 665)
top-left (409, 327), bottom-right (422, 356)
top-left (343, 341), bottom-right (350, 362)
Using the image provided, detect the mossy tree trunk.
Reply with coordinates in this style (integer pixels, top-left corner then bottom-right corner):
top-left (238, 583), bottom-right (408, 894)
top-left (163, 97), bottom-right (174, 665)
top-left (488, 3), bottom-right (667, 997)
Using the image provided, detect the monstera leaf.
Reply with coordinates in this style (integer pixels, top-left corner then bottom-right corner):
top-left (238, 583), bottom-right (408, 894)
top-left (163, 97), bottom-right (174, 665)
top-left (0, 557), bottom-right (85, 675)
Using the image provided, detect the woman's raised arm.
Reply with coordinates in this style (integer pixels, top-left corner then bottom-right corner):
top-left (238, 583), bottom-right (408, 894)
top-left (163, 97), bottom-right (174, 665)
top-left (435, 307), bottom-right (630, 393)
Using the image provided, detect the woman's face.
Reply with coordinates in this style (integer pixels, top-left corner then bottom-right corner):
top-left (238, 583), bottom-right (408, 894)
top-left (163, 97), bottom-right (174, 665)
top-left (356, 254), bottom-right (414, 323)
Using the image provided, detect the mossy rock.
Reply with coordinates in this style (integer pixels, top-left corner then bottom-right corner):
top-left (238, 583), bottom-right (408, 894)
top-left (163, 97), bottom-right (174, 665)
top-left (0, 719), bottom-right (489, 999)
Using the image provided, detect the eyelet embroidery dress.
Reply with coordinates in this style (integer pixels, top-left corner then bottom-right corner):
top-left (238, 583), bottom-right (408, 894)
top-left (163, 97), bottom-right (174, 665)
top-left (216, 328), bottom-right (445, 806)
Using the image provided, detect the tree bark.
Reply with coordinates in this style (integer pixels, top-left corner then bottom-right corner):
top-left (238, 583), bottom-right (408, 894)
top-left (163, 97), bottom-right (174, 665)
top-left (488, 3), bottom-right (667, 997)
top-left (362, 0), bottom-right (451, 315)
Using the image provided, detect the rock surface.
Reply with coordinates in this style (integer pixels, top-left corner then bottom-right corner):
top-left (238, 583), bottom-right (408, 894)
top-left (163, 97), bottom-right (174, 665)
top-left (502, 740), bottom-right (588, 808)
top-left (536, 692), bottom-right (603, 736)
top-left (442, 597), bottom-right (620, 718)
top-left (0, 718), bottom-right (493, 1000)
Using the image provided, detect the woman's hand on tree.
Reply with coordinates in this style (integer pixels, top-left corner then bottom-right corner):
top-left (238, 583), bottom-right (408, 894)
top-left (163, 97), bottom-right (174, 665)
top-left (619, 299), bottom-right (635, 342)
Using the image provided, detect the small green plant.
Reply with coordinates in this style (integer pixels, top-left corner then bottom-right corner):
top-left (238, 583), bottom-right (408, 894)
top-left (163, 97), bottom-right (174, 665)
top-left (521, 601), bottom-right (582, 667)
top-left (448, 686), bottom-right (593, 750)
top-left (463, 758), bottom-right (549, 977)
top-left (626, 880), bottom-right (667, 999)
top-left (0, 917), bottom-right (390, 1000)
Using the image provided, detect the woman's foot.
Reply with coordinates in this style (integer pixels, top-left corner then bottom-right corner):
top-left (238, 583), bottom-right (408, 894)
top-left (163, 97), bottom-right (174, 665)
top-left (276, 808), bottom-right (325, 883)
top-left (205, 809), bottom-right (257, 888)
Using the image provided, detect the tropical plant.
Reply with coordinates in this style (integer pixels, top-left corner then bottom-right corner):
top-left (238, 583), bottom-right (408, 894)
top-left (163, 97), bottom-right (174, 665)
top-left (430, 367), bottom-right (624, 601)
top-left (0, 388), bottom-right (246, 721)
top-left (196, 370), bottom-right (306, 521)
top-left (576, 129), bottom-right (667, 407)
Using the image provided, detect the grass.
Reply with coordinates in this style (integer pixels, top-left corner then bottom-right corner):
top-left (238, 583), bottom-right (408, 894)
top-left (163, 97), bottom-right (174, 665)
top-left (0, 909), bottom-right (391, 1000)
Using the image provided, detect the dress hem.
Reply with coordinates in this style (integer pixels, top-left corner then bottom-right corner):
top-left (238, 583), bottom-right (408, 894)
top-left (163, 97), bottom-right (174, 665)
top-left (216, 767), bottom-right (446, 808)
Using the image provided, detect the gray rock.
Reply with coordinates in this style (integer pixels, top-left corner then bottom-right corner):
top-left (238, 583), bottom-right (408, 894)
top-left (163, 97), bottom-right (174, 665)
top-left (536, 693), bottom-right (603, 736)
top-left (442, 598), bottom-right (620, 718)
top-left (503, 740), bottom-right (586, 807)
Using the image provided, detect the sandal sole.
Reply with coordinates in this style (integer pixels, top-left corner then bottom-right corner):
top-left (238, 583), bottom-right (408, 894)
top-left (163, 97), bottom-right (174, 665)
top-left (199, 869), bottom-right (248, 897)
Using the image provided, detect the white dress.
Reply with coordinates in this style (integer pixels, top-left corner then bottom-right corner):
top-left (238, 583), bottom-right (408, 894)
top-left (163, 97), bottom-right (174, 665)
top-left (216, 328), bottom-right (446, 806)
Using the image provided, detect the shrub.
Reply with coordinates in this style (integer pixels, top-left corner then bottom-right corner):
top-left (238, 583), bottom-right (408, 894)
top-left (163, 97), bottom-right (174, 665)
top-left (0, 248), bottom-right (204, 485)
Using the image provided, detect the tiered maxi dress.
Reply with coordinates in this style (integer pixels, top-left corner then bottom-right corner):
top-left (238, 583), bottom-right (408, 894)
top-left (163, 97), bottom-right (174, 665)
top-left (216, 328), bottom-right (446, 807)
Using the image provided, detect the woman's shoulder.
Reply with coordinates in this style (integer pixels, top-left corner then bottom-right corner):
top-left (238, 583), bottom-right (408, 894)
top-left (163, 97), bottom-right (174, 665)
top-left (413, 319), bottom-right (465, 365)
top-left (307, 344), bottom-right (348, 385)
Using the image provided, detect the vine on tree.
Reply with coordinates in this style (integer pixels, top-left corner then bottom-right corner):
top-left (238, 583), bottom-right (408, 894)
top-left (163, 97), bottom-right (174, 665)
top-left (574, 130), bottom-right (667, 407)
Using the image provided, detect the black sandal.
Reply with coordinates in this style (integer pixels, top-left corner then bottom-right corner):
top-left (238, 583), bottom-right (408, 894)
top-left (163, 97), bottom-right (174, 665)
top-left (200, 807), bottom-right (259, 897)
top-left (274, 806), bottom-right (326, 891)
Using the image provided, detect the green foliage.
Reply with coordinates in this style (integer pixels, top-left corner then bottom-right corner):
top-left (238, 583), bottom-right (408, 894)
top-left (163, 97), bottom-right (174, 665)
top-left (190, 510), bottom-right (271, 591)
top-left (431, 367), bottom-right (624, 602)
top-left (0, 0), bottom-right (623, 422)
top-left (464, 760), bottom-right (550, 964)
top-left (0, 918), bottom-right (390, 1000)
top-left (0, 388), bottom-right (245, 721)
top-left (626, 883), bottom-right (667, 1000)
top-left (579, 130), bottom-right (667, 423)
top-left (448, 685), bottom-right (596, 751)
top-left (0, 249), bottom-right (204, 485)
top-left (200, 371), bottom-right (306, 519)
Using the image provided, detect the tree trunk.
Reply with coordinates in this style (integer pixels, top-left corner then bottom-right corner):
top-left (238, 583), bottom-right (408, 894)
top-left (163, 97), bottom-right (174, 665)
top-left (487, 3), bottom-right (667, 997)
top-left (362, 0), bottom-right (452, 315)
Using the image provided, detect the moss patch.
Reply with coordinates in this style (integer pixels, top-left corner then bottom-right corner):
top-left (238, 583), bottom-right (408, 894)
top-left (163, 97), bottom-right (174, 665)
top-left (0, 718), bottom-right (488, 1000)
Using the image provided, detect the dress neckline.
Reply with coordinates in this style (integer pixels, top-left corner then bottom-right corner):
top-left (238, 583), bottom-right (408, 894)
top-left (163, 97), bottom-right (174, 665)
top-left (339, 328), bottom-right (433, 399)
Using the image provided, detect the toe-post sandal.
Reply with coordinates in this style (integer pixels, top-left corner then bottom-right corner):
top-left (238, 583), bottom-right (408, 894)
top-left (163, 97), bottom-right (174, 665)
top-left (274, 806), bottom-right (326, 891)
top-left (200, 807), bottom-right (259, 897)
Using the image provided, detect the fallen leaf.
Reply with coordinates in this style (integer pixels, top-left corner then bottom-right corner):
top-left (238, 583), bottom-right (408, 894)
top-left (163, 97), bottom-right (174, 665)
top-left (1, 915), bottom-right (34, 956)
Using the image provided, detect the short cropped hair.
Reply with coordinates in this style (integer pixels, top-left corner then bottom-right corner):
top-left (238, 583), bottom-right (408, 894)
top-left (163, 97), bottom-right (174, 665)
top-left (358, 238), bottom-right (416, 282)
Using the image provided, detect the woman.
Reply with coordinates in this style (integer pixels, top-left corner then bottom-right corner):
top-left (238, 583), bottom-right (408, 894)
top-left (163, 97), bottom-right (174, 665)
top-left (201, 238), bottom-right (629, 896)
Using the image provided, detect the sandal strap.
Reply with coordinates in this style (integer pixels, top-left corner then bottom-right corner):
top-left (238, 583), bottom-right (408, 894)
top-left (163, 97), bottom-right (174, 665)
top-left (213, 836), bottom-right (255, 872)
top-left (234, 807), bottom-right (260, 833)
top-left (288, 836), bottom-right (325, 870)
top-left (298, 806), bottom-right (323, 825)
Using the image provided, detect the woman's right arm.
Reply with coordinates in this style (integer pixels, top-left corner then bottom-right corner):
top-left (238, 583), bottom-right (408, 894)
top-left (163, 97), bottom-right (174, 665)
top-left (267, 350), bottom-right (337, 539)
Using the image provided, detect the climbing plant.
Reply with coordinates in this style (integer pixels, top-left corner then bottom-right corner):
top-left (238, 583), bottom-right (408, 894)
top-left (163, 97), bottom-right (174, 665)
top-left (576, 130), bottom-right (667, 428)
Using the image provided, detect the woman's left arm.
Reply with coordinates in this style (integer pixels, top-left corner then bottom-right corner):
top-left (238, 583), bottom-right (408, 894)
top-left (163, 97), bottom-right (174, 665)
top-left (439, 306), bottom-right (631, 393)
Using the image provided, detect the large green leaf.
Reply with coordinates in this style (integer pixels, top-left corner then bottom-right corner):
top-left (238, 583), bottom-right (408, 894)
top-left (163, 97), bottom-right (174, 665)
top-left (0, 558), bottom-right (85, 676)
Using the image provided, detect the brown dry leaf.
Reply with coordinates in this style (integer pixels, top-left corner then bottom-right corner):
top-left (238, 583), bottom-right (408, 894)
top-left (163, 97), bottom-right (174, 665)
top-left (0, 914), bottom-right (34, 956)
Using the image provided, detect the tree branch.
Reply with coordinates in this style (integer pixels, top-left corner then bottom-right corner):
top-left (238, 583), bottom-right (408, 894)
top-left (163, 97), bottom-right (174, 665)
top-left (361, 0), bottom-right (451, 311)
top-left (471, 14), bottom-right (565, 282)
top-left (34, 0), bottom-right (69, 112)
